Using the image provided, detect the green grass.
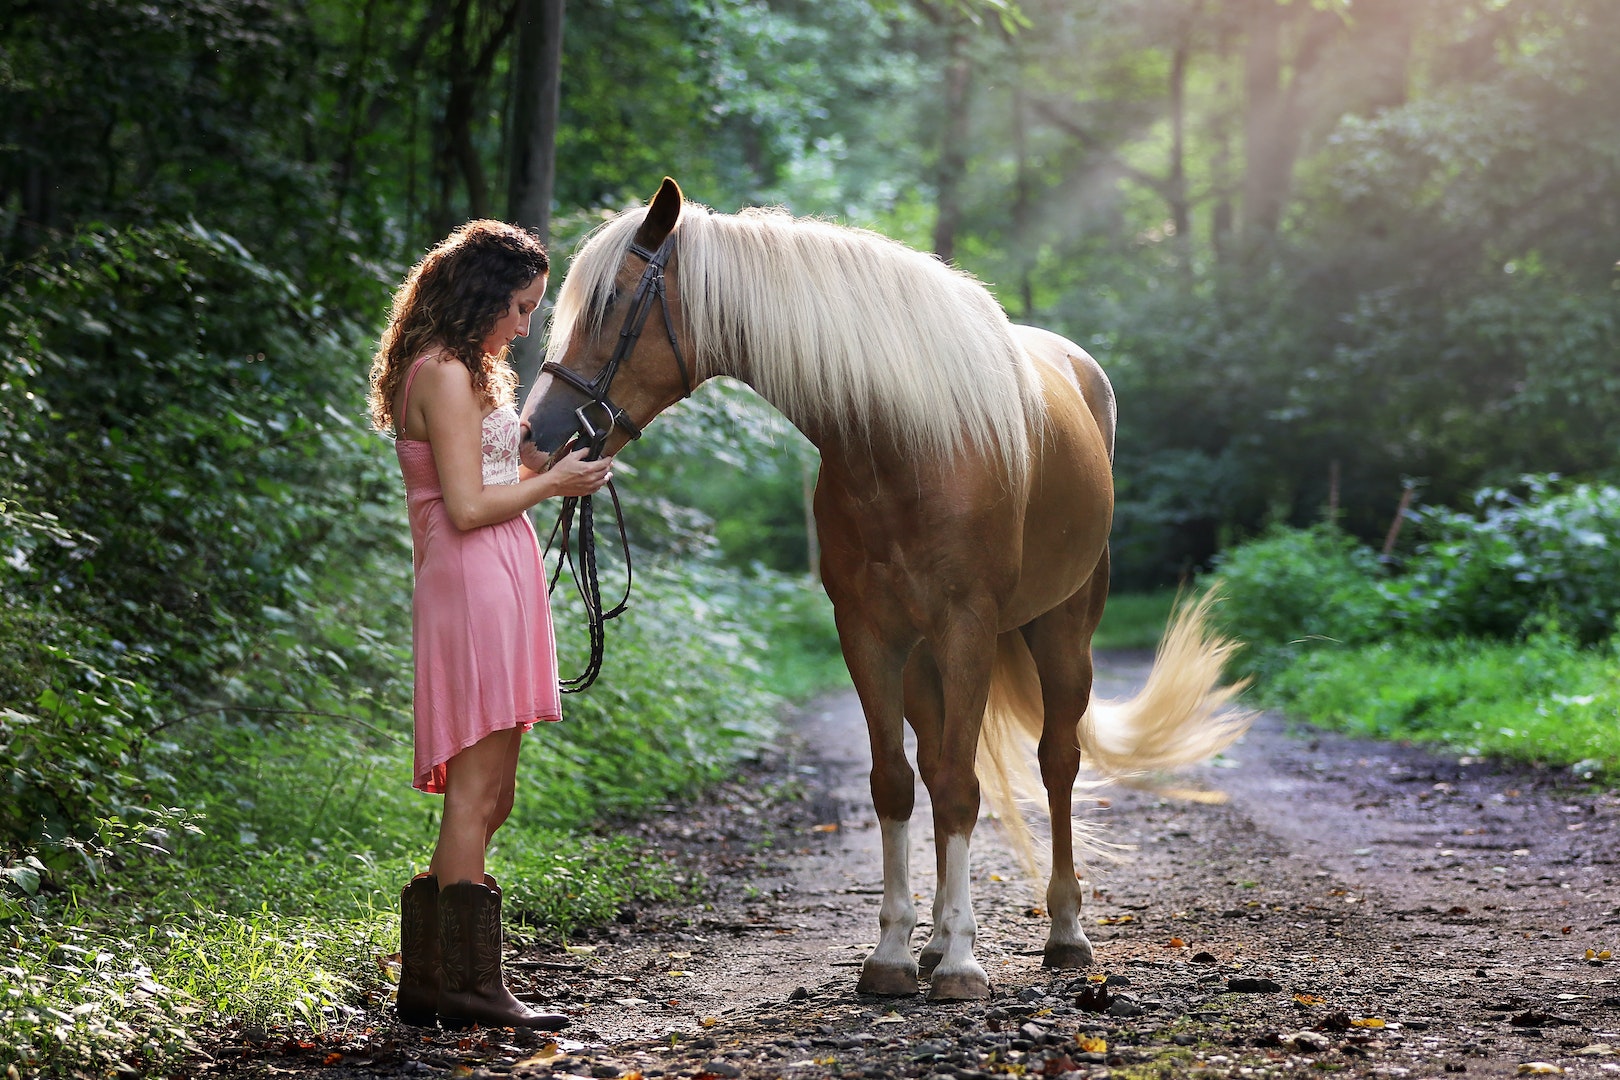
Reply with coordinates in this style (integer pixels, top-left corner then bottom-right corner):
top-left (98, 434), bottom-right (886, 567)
top-left (1094, 590), bottom-right (1179, 651)
top-left (1261, 628), bottom-right (1620, 779)
top-left (0, 561), bottom-right (842, 1077)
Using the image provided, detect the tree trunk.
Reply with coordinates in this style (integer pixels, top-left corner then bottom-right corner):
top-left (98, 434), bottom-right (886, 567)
top-left (507, 0), bottom-right (565, 391)
top-left (1241, 0), bottom-right (1285, 243)
top-left (507, 0), bottom-right (564, 240)
top-left (932, 21), bottom-right (972, 265)
top-left (1011, 78), bottom-right (1033, 316)
top-left (1168, 35), bottom-right (1191, 275)
top-left (1241, 0), bottom-right (1336, 249)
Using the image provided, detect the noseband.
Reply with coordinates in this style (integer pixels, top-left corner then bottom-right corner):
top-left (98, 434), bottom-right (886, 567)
top-left (537, 231), bottom-right (692, 694)
top-left (539, 232), bottom-right (692, 459)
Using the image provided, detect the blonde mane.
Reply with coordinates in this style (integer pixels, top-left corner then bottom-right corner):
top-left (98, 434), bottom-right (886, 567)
top-left (546, 202), bottom-right (1044, 474)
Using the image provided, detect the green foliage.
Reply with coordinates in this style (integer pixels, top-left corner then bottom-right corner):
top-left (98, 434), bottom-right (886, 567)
top-left (0, 210), bottom-right (849, 1073)
top-left (0, 222), bottom-right (400, 851)
top-left (1207, 476), bottom-right (1620, 781)
top-left (1203, 524), bottom-right (1395, 681)
top-left (1092, 590), bottom-right (1178, 652)
top-left (1263, 628), bottom-right (1620, 781)
top-left (1388, 477), bottom-right (1620, 645)
top-left (0, 542), bottom-right (840, 1075)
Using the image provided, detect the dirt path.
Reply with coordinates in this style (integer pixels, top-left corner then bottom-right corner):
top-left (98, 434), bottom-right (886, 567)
top-left (213, 654), bottom-right (1620, 1079)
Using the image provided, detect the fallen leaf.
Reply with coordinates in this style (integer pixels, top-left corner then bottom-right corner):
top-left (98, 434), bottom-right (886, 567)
top-left (1351, 1017), bottom-right (1386, 1029)
top-left (516, 1042), bottom-right (560, 1067)
top-left (701, 1016), bottom-right (718, 1028)
top-left (1295, 994), bottom-right (1324, 1006)
top-left (1516, 1063), bottom-right (1564, 1075)
top-left (668, 970), bottom-right (692, 977)
top-left (668, 951), bottom-right (692, 959)
top-left (323, 1054), bottom-right (343, 1066)
top-left (811, 824), bottom-right (839, 833)
top-left (1166, 937), bottom-right (1187, 948)
top-left (1154, 787), bottom-right (1229, 805)
top-left (1096, 914), bottom-right (1134, 925)
top-left (1075, 1036), bottom-right (1107, 1053)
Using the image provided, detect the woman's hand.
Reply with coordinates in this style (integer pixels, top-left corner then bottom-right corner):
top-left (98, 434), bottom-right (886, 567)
top-left (542, 446), bottom-right (614, 498)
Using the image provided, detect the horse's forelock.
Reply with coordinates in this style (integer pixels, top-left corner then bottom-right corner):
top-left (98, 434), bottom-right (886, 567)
top-left (544, 208), bottom-right (648, 362)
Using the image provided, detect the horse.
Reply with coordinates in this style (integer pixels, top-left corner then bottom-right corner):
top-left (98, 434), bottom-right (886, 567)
top-left (522, 178), bottom-right (1250, 1001)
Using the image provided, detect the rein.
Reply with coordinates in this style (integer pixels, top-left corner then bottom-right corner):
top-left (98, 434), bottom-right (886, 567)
top-left (539, 232), bottom-right (692, 693)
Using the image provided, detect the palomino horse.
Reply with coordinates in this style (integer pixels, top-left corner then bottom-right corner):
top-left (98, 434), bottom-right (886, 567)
top-left (523, 178), bottom-right (1249, 1001)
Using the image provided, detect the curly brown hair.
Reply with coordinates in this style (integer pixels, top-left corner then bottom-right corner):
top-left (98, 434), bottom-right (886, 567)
top-left (368, 220), bottom-right (550, 433)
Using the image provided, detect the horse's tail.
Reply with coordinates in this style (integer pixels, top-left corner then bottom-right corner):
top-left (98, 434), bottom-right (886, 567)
top-left (1080, 588), bottom-right (1252, 776)
top-left (977, 587), bottom-right (1252, 877)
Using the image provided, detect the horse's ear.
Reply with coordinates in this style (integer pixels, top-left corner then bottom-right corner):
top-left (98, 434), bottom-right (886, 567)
top-left (634, 177), bottom-right (683, 249)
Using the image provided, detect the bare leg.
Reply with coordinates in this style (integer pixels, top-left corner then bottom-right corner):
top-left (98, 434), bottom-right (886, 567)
top-left (485, 733), bottom-right (522, 846)
top-left (430, 728), bottom-right (523, 886)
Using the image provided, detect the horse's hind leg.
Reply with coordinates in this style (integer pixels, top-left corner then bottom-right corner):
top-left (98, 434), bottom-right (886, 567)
top-left (902, 649), bottom-right (948, 977)
top-left (1021, 559), bottom-right (1110, 969)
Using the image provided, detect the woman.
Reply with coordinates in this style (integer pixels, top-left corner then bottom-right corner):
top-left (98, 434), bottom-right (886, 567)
top-left (368, 220), bottom-right (610, 1030)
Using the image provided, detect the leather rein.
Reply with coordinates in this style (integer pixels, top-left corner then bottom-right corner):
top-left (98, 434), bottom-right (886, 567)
top-left (538, 232), bottom-right (692, 693)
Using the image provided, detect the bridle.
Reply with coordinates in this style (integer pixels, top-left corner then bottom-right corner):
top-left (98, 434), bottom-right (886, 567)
top-left (537, 230), bottom-right (692, 693)
top-left (538, 231), bottom-right (692, 460)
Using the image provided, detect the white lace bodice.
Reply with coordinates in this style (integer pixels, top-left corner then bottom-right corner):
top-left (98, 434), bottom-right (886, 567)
top-left (480, 405), bottom-right (523, 486)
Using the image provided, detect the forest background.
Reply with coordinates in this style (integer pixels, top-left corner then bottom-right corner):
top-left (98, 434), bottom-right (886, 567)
top-left (1, 0), bottom-right (1618, 1074)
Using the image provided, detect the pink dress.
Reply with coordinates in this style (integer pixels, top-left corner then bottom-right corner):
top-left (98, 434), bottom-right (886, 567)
top-left (395, 355), bottom-right (562, 793)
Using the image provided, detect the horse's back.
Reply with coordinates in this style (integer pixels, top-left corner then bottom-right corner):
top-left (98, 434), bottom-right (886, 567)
top-left (1012, 324), bottom-right (1116, 462)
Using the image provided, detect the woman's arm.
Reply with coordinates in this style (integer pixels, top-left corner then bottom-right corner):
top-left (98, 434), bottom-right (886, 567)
top-left (416, 359), bottom-right (612, 531)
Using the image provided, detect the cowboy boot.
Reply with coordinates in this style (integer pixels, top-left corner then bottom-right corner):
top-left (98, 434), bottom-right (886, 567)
top-left (397, 873), bottom-right (440, 1026)
top-left (437, 876), bottom-right (569, 1030)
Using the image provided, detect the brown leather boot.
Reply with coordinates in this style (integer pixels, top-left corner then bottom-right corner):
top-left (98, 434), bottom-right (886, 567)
top-left (397, 873), bottom-right (439, 1026)
top-left (437, 876), bottom-right (569, 1030)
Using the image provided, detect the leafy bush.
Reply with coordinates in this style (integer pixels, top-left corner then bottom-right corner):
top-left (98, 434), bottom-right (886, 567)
top-left (0, 219), bottom-right (855, 1077)
top-left (1202, 523), bottom-right (1396, 680)
top-left (1263, 624), bottom-right (1620, 778)
top-left (1387, 475), bottom-right (1620, 645)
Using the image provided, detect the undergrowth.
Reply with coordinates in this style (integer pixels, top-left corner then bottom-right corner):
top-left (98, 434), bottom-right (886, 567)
top-left (1206, 476), bottom-right (1620, 781)
top-left (1259, 626), bottom-right (1620, 780)
top-left (0, 225), bottom-right (849, 1076)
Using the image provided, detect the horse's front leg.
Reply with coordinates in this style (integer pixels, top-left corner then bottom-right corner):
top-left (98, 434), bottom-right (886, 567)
top-left (922, 626), bottom-right (997, 1002)
top-left (839, 617), bottom-right (921, 997)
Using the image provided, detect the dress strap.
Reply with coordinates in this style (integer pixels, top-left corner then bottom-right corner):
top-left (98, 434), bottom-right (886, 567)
top-left (398, 354), bottom-right (437, 435)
